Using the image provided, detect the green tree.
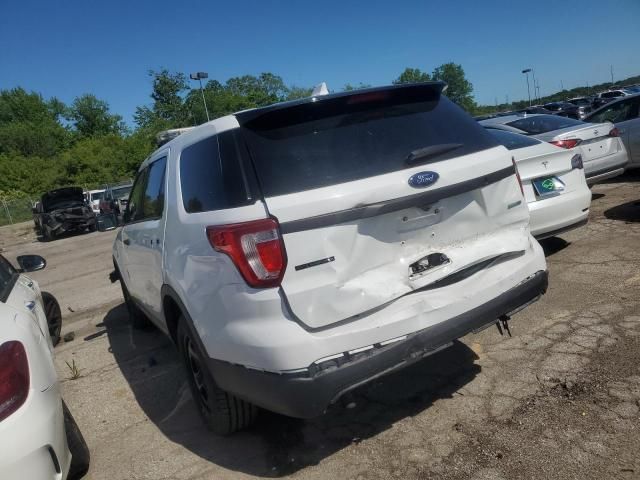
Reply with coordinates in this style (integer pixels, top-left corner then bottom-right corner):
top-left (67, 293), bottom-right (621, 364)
top-left (67, 94), bottom-right (125, 137)
top-left (343, 82), bottom-right (372, 91)
top-left (286, 86), bottom-right (313, 100)
top-left (431, 63), bottom-right (475, 111)
top-left (134, 69), bottom-right (189, 129)
top-left (393, 68), bottom-right (431, 84)
top-left (0, 88), bottom-right (70, 157)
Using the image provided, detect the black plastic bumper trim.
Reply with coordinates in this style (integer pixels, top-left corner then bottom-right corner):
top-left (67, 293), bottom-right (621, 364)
top-left (208, 269), bottom-right (548, 418)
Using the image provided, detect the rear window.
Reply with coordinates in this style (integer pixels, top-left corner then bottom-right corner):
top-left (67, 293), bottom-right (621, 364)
top-left (180, 129), bottom-right (258, 213)
top-left (241, 94), bottom-right (498, 197)
top-left (486, 129), bottom-right (541, 150)
top-left (506, 115), bottom-right (583, 135)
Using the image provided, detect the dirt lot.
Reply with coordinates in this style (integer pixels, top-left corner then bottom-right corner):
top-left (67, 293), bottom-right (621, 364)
top-left (1, 173), bottom-right (639, 480)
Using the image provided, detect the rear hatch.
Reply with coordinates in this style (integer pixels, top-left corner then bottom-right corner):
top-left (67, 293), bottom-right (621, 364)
top-left (238, 84), bottom-right (528, 329)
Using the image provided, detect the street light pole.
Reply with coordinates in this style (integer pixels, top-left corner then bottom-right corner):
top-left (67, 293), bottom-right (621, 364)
top-left (522, 69), bottom-right (532, 106)
top-left (190, 72), bottom-right (210, 122)
top-left (531, 70), bottom-right (537, 103)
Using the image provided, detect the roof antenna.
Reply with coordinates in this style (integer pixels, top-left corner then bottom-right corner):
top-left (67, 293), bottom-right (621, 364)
top-left (311, 82), bottom-right (329, 96)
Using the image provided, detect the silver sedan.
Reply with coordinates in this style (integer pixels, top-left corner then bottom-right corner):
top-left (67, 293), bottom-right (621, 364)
top-left (584, 93), bottom-right (640, 170)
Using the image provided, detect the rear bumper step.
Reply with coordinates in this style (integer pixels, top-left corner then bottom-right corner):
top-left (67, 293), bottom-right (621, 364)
top-left (208, 269), bottom-right (549, 418)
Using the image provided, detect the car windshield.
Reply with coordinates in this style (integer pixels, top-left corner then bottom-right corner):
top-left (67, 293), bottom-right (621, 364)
top-left (91, 191), bottom-right (104, 201)
top-left (241, 92), bottom-right (499, 197)
top-left (486, 128), bottom-right (541, 150)
top-left (506, 115), bottom-right (584, 135)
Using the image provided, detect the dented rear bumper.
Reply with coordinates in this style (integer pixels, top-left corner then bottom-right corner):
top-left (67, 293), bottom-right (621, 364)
top-left (208, 269), bottom-right (548, 418)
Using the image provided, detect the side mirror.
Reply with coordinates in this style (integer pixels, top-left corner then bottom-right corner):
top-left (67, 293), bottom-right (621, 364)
top-left (16, 255), bottom-right (46, 273)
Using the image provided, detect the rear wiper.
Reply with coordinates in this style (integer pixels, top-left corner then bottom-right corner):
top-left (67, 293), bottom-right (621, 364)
top-left (405, 143), bottom-right (463, 165)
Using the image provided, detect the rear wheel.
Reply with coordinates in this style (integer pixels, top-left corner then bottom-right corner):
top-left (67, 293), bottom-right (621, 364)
top-left (177, 319), bottom-right (257, 435)
top-left (63, 400), bottom-right (90, 479)
top-left (42, 291), bottom-right (62, 346)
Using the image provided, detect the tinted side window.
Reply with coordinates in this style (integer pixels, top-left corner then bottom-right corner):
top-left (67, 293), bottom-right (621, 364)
top-left (126, 170), bottom-right (148, 223)
top-left (143, 157), bottom-right (167, 219)
top-left (180, 130), bottom-right (257, 213)
top-left (589, 100), bottom-right (636, 124)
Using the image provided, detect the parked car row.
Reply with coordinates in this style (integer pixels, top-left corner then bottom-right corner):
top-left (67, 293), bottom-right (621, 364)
top-left (32, 181), bottom-right (133, 242)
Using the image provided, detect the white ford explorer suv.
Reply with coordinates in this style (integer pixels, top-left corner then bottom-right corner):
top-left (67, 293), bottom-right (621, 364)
top-left (112, 83), bottom-right (548, 434)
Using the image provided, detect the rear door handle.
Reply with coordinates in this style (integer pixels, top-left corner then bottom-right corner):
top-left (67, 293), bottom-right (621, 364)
top-left (123, 238), bottom-right (131, 246)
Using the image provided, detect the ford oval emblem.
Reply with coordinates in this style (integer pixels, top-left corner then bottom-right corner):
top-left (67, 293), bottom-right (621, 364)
top-left (408, 171), bottom-right (439, 188)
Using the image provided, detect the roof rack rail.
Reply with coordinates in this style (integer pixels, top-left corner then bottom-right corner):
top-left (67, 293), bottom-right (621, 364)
top-left (156, 127), bottom-right (195, 147)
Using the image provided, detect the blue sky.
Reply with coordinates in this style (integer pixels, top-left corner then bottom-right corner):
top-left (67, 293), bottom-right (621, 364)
top-left (2, 0), bottom-right (639, 124)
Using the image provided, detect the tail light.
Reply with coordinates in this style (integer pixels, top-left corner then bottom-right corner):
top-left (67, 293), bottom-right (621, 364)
top-left (571, 154), bottom-right (584, 169)
top-left (207, 218), bottom-right (287, 288)
top-left (608, 127), bottom-right (620, 137)
top-left (549, 139), bottom-right (582, 149)
top-left (0, 341), bottom-right (29, 422)
top-left (512, 157), bottom-right (524, 196)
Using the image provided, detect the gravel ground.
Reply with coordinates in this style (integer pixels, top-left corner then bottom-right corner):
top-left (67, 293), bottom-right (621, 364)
top-left (1, 172), bottom-right (638, 480)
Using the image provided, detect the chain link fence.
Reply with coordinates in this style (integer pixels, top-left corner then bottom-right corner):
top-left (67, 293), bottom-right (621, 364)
top-left (0, 197), bottom-right (36, 227)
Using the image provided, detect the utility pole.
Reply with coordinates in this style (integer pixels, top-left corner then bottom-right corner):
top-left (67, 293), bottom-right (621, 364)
top-left (610, 65), bottom-right (614, 86)
top-left (190, 72), bottom-right (210, 122)
top-left (531, 70), bottom-right (538, 103)
top-left (560, 80), bottom-right (564, 91)
top-left (535, 80), bottom-right (541, 103)
top-left (522, 69), bottom-right (532, 106)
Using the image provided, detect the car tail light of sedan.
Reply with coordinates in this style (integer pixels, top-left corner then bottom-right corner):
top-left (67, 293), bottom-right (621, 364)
top-left (207, 218), bottom-right (287, 288)
top-left (608, 127), bottom-right (620, 137)
top-left (549, 139), bottom-right (582, 149)
top-left (0, 341), bottom-right (30, 422)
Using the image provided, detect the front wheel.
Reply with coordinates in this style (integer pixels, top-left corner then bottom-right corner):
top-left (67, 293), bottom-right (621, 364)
top-left (42, 291), bottom-right (62, 346)
top-left (177, 319), bottom-right (257, 435)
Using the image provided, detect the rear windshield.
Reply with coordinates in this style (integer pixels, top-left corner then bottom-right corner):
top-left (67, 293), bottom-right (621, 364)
top-left (486, 129), bottom-right (541, 150)
top-left (506, 115), bottom-right (583, 135)
top-left (241, 94), bottom-right (498, 197)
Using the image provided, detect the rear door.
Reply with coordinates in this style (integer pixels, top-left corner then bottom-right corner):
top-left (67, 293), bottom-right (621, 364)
top-left (239, 85), bottom-right (528, 330)
top-left (121, 155), bottom-right (167, 322)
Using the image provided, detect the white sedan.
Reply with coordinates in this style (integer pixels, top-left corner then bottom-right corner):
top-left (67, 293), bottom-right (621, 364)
top-left (487, 128), bottom-right (592, 239)
top-left (0, 254), bottom-right (89, 479)
top-left (481, 114), bottom-right (629, 185)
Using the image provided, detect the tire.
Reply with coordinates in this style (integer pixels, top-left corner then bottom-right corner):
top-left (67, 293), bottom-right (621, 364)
top-left (42, 291), bottom-right (62, 347)
top-left (118, 275), bottom-right (151, 329)
top-left (63, 400), bottom-right (90, 479)
top-left (88, 223), bottom-right (97, 233)
top-left (176, 319), bottom-right (257, 435)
